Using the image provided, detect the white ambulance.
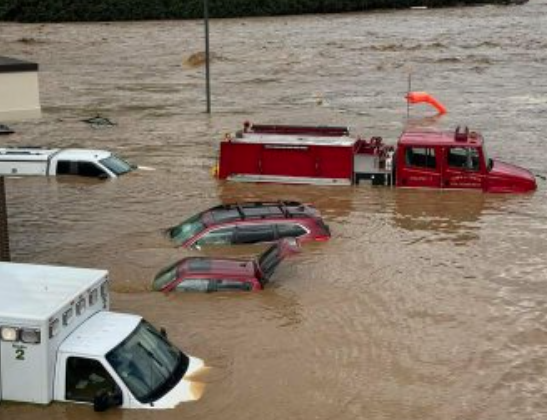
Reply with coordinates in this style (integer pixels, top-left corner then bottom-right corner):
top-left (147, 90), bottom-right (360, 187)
top-left (0, 262), bottom-right (205, 411)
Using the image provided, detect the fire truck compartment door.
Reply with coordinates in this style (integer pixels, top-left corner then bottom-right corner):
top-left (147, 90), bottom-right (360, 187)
top-left (260, 146), bottom-right (315, 177)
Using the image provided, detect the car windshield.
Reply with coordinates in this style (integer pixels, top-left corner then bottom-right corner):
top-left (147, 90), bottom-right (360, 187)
top-left (106, 320), bottom-right (189, 403)
top-left (169, 214), bottom-right (206, 245)
top-left (482, 146), bottom-right (492, 171)
top-left (152, 260), bottom-right (181, 291)
top-left (99, 155), bottom-right (134, 176)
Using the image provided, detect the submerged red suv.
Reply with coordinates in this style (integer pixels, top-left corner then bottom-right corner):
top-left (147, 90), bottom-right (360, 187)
top-left (167, 201), bottom-right (330, 248)
top-left (152, 240), bottom-right (297, 292)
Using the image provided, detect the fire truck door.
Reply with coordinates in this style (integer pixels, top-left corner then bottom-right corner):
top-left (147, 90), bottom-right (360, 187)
top-left (442, 146), bottom-right (484, 190)
top-left (398, 146), bottom-right (442, 188)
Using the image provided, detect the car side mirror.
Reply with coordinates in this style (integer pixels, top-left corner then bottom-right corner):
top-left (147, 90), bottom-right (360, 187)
top-left (98, 172), bottom-right (109, 180)
top-left (93, 388), bottom-right (123, 412)
top-left (160, 327), bottom-right (168, 339)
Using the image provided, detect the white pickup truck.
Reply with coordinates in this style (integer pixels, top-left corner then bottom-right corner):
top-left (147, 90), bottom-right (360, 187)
top-left (0, 147), bottom-right (135, 179)
top-left (0, 262), bottom-right (205, 411)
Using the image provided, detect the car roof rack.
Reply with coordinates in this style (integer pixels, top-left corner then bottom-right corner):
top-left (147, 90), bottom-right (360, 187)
top-left (277, 201), bottom-right (292, 218)
top-left (209, 201), bottom-right (307, 221)
top-left (235, 203), bottom-right (246, 219)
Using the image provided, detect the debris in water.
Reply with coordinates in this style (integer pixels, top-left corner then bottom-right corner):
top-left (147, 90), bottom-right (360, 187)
top-left (82, 115), bottom-right (116, 129)
top-left (0, 124), bottom-right (14, 135)
top-left (185, 52), bottom-right (207, 67)
top-left (16, 37), bottom-right (44, 44)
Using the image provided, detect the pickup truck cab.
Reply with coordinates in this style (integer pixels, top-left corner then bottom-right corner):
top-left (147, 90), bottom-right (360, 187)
top-left (0, 147), bottom-right (135, 179)
top-left (0, 262), bottom-right (205, 411)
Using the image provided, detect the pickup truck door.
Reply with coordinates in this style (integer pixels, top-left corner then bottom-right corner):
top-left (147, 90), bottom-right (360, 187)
top-left (397, 145), bottom-right (442, 188)
top-left (442, 146), bottom-right (485, 190)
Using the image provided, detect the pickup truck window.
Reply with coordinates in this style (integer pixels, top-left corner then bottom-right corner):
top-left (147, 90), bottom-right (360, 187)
top-left (65, 357), bottom-right (119, 403)
top-left (447, 147), bottom-right (480, 171)
top-left (57, 161), bottom-right (108, 178)
top-left (405, 147), bottom-right (437, 169)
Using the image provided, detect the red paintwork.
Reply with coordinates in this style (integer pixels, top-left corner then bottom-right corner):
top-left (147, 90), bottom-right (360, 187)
top-left (218, 140), bottom-right (355, 181)
top-left (395, 128), bottom-right (537, 193)
top-left (177, 202), bottom-right (331, 248)
top-left (485, 161), bottom-right (537, 193)
top-left (184, 217), bottom-right (328, 248)
top-left (163, 257), bottom-right (263, 292)
top-left (160, 240), bottom-right (297, 293)
top-left (217, 122), bottom-right (537, 193)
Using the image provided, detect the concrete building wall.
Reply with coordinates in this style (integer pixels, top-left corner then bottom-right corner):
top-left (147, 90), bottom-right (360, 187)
top-left (0, 57), bottom-right (41, 121)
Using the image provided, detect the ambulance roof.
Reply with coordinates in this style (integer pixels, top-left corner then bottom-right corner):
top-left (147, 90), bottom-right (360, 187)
top-left (59, 311), bottom-right (141, 357)
top-left (0, 262), bottom-right (108, 322)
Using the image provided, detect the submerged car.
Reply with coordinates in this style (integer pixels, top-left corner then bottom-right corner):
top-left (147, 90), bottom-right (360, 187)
top-left (152, 240), bottom-right (297, 292)
top-left (167, 201), bottom-right (331, 248)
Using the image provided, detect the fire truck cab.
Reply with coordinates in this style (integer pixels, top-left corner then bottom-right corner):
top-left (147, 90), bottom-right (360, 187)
top-left (393, 127), bottom-right (536, 193)
top-left (216, 122), bottom-right (537, 193)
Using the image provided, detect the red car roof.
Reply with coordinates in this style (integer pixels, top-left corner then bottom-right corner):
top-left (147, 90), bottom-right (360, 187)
top-left (177, 257), bottom-right (256, 278)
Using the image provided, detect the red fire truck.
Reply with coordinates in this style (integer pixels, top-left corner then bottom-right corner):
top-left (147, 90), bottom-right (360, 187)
top-left (216, 122), bottom-right (536, 193)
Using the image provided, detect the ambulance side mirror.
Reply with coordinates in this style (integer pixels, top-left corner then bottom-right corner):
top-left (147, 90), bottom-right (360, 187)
top-left (93, 388), bottom-right (123, 412)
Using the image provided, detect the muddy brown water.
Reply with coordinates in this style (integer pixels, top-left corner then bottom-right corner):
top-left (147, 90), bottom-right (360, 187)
top-left (1, 2), bottom-right (547, 419)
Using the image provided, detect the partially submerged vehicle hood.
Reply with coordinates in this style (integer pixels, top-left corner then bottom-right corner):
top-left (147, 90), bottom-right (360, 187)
top-left (145, 356), bottom-right (206, 409)
top-left (488, 160), bottom-right (537, 192)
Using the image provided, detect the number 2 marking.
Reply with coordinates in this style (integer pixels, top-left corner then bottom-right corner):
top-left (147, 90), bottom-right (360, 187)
top-left (15, 349), bottom-right (25, 360)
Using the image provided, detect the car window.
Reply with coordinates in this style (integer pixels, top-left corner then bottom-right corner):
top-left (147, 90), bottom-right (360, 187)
top-left (65, 357), bottom-right (119, 402)
top-left (176, 279), bottom-right (212, 292)
top-left (176, 279), bottom-right (252, 292)
top-left (152, 260), bottom-right (180, 290)
top-left (447, 147), bottom-right (480, 171)
top-left (235, 224), bottom-right (276, 244)
top-left (57, 161), bottom-right (107, 178)
top-left (405, 147), bottom-right (437, 169)
top-left (276, 223), bottom-right (307, 238)
top-left (194, 227), bottom-right (235, 246)
top-left (169, 213), bottom-right (206, 245)
top-left (211, 209), bottom-right (240, 223)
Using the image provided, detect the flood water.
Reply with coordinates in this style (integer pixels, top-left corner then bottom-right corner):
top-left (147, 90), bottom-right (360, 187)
top-left (1, 1), bottom-right (547, 419)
